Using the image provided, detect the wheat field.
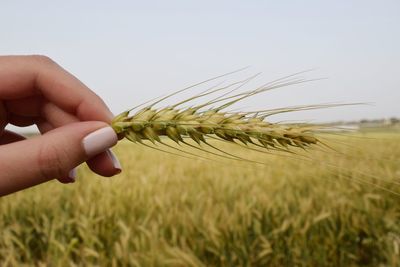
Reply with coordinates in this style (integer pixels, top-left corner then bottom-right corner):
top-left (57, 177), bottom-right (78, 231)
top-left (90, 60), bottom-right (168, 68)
top-left (0, 132), bottom-right (399, 267)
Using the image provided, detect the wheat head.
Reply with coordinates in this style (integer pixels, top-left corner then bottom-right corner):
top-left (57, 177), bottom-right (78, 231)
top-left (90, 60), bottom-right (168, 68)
top-left (111, 107), bottom-right (319, 151)
top-left (110, 73), bottom-right (329, 158)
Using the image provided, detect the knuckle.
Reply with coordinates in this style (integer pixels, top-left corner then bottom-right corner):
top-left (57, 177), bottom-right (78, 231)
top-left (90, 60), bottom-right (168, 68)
top-left (29, 55), bottom-right (56, 65)
top-left (37, 142), bottom-right (69, 180)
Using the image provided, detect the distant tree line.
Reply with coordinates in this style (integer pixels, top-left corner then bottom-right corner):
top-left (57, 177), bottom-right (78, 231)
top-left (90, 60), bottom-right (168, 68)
top-left (325, 117), bottom-right (400, 127)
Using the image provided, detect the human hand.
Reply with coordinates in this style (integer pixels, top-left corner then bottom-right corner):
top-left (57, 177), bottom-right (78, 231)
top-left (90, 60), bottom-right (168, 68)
top-left (0, 55), bottom-right (121, 196)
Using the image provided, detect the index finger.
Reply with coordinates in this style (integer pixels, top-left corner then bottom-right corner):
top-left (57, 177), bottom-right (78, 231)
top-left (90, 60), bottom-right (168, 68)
top-left (0, 55), bottom-right (113, 122)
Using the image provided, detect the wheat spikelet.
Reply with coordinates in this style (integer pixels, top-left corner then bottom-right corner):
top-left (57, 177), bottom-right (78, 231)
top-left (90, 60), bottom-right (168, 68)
top-left (110, 73), bottom-right (331, 159)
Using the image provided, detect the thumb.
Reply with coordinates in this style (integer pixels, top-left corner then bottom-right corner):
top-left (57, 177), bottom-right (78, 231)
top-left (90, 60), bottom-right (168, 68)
top-left (0, 122), bottom-right (118, 196)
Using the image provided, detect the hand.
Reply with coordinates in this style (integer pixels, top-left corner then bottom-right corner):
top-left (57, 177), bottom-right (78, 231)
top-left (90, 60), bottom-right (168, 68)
top-left (0, 55), bottom-right (122, 197)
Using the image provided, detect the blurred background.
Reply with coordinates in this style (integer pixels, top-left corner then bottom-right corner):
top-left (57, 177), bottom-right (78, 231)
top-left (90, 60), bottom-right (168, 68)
top-left (1, 0), bottom-right (399, 128)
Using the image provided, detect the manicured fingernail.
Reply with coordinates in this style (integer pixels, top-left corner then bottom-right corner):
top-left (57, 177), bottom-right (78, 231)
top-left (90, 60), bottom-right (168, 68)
top-left (68, 168), bottom-right (77, 182)
top-left (106, 149), bottom-right (122, 173)
top-left (83, 127), bottom-right (118, 158)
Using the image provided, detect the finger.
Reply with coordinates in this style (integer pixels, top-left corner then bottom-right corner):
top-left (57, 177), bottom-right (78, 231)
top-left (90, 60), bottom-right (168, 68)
top-left (36, 119), bottom-right (54, 133)
top-left (0, 130), bottom-right (26, 145)
top-left (3, 94), bottom-right (82, 128)
top-left (41, 101), bottom-right (79, 127)
top-left (36, 117), bottom-right (121, 178)
top-left (86, 150), bottom-right (122, 177)
top-left (0, 55), bottom-right (114, 122)
top-left (4, 95), bottom-right (43, 117)
top-left (0, 101), bottom-right (7, 130)
top-left (7, 120), bottom-right (87, 184)
top-left (57, 169), bottom-right (77, 184)
top-left (0, 122), bottom-right (119, 196)
top-left (35, 120), bottom-right (75, 184)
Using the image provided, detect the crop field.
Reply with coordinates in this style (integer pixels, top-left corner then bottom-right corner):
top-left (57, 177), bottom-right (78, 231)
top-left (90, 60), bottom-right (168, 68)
top-left (1, 132), bottom-right (400, 266)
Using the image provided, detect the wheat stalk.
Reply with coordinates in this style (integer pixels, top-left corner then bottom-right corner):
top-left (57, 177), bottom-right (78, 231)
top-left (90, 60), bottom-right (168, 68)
top-left (110, 73), bottom-right (335, 160)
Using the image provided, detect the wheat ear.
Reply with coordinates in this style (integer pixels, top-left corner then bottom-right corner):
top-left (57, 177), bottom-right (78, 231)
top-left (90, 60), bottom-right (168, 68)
top-left (110, 74), bottom-right (330, 157)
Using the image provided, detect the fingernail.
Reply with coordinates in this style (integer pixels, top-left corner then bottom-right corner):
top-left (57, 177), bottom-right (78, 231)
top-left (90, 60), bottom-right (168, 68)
top-left (106, 149), bottom-right (122, 173)
top-left (68, 168), bottom-right (77, 182)
top-left (83, 127), bottom-right (118, 158)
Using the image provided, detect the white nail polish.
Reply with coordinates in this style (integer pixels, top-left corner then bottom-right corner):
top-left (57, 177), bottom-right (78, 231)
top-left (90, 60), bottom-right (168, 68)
top-left (68, 168), bottom-right (77, 181)
top-left (106, 149), bottom-right (122, 171)
top-left (83, 127), bottom-right (118, 157)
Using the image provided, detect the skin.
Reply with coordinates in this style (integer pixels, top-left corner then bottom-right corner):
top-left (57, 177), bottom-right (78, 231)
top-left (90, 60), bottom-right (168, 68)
top-left (0, 55), bottom-right (120, 196)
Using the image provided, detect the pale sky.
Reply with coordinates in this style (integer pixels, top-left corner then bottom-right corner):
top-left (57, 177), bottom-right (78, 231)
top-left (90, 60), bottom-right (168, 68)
top-left (1, 0), bottom-right (399, 131)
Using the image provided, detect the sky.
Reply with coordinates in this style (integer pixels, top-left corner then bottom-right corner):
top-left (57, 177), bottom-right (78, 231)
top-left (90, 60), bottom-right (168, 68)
top-left (1, 0), bottom-right (399, 132)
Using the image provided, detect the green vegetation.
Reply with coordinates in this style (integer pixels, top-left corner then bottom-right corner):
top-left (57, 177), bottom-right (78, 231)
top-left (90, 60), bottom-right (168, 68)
top-left (1, 133), bottom-right (399, 266)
